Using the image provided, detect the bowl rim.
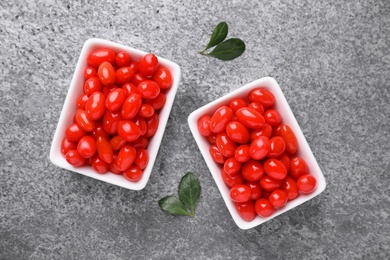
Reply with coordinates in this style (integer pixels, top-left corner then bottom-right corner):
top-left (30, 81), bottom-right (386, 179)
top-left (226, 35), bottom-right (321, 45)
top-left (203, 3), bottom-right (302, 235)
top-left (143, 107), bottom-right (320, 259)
top-left (49, 38), bottom-right (181, 191)
top-left (188, 76), bottom-right (326, 229)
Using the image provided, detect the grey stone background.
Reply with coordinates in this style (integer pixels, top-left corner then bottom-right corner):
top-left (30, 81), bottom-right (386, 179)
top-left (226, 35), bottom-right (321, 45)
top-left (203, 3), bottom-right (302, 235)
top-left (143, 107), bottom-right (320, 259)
top-left (1, 0), bottom-right (389, 259)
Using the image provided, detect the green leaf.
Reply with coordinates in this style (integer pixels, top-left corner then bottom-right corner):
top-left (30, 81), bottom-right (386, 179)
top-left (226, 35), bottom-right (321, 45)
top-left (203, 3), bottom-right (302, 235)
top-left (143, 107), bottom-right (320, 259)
top-left (158, 196), bottom-right (192, 216)
top-left (203, 22), bottom-right (228, 51)
top-left (178, 172), bottom-right (201, 216)
top-left (207, 38), bottom-right (246, 60)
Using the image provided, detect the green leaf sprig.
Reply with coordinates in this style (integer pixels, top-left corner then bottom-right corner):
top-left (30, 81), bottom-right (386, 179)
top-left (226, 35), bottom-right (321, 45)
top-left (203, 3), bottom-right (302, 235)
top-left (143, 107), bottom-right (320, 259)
top-left (200, 21), bottom-right (246, 61)
top-left (158, 172), bottom-right (201, 217)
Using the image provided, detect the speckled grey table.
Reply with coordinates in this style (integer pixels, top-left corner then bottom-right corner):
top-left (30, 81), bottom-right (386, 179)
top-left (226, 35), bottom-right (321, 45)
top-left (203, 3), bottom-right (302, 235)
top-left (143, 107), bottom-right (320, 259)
top-left (1, 0), bottom-right (389, 259)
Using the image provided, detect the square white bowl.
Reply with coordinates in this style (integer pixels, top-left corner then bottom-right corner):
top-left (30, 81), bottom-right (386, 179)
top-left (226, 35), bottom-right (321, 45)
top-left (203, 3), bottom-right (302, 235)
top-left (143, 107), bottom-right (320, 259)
top-left (188, 77), bottom-right (326, 229)
top-left (50, 38), bottom-right (181, 191)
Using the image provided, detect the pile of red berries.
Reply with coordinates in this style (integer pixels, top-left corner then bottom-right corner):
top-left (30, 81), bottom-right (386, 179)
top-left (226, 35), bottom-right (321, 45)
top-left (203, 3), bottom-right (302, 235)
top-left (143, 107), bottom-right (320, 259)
top-left (61, 48), bottom-right (173, 182)
top-left (197, 87), bottom-right (317, 221)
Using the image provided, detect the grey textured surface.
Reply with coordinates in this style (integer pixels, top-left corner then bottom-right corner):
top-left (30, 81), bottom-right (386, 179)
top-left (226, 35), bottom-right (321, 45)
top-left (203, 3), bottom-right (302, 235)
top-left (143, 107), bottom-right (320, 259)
top-left (1, 0), bottom-right (389, 259)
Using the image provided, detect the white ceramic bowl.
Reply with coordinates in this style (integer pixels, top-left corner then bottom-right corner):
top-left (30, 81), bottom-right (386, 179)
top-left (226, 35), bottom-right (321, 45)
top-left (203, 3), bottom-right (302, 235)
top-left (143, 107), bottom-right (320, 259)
top-left (188, 77), bottom-right (326, 229)
top-left (50, 38), bottom-right (181, 191)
